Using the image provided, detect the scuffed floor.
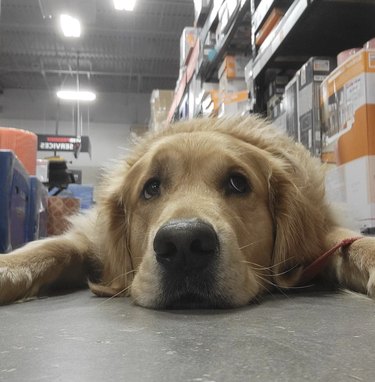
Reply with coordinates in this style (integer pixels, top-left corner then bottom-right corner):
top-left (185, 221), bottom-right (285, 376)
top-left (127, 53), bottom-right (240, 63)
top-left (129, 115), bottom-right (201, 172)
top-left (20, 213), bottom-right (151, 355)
top-left (1, 289), bottom-right (374, 382)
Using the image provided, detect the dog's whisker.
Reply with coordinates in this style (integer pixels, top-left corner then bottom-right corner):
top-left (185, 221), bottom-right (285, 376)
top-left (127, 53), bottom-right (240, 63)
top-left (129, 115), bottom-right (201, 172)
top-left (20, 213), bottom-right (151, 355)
top-left (238, 240), bottom-right (266, 250)
top-left (104, 270), bottom-right (136, 286)
top-left (240, 256), bottom-right (297, 271)
top-left (96, 285), bottom-right (131, 307)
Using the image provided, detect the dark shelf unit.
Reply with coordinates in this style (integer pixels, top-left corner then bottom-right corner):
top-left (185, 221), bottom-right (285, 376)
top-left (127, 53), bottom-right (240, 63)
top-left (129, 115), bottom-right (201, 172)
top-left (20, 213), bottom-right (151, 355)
top-left (248, 0), bottom-right (375, 112)
top-left (168, 0), bottom-right (252, 121)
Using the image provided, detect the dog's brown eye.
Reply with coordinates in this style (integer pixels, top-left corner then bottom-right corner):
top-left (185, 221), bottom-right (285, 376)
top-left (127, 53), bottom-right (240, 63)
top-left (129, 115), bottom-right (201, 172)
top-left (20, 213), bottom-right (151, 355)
top-left (228, 174), bottom-right (249, 194)
top-left (143, 179), bottom-right (161, 200)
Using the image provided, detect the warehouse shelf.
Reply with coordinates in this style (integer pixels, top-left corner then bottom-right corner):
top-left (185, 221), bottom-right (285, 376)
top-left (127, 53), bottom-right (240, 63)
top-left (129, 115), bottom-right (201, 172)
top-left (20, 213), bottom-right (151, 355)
top-left (250, 0), bottom-right (375, 81)
top-left (248, 0), bottom-right (375, 111)
top-left (199, 0), bottom-right (250, 81)
top-left (168, 0), bottom-right (250, 122)
top-left (252, 0), bottom-right (292, 33)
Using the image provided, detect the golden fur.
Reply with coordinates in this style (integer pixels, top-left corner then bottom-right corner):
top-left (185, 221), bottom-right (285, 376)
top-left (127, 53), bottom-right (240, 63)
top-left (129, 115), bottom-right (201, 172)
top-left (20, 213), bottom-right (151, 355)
top-left (1, 116), bottom-right (375, 308)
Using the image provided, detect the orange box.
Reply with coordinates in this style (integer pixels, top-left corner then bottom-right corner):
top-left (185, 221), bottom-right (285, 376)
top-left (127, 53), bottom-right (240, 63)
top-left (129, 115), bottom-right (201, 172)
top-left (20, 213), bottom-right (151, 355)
top-left (322, 49), bottom-right (375, 232)
top-left (255, 8), bottom-right (284, 47)
top-left (320, 48), bottom-right (375, 165)
top-left (218, 55), bottom-right (248, 79)
top-left (0, 127), bottom-right (37, 175)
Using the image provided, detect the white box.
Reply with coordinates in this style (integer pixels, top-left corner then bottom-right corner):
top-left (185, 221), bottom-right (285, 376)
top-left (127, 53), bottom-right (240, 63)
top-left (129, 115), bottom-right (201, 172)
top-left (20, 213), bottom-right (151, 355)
top-left (325, 155), bottom-right (375, 234)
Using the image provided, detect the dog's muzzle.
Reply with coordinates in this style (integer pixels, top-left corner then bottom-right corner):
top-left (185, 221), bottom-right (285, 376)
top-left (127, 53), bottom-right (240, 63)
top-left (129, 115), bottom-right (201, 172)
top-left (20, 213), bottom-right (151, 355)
top-left (153, 219), bottom-right (218, 274)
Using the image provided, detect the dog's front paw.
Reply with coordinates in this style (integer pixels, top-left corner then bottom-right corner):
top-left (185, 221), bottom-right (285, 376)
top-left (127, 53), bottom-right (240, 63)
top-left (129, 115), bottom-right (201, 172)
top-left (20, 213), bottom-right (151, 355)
top-left (0, 263), bottom-right (34, 304)
top-left (367, 268), bottom-right (375, 299)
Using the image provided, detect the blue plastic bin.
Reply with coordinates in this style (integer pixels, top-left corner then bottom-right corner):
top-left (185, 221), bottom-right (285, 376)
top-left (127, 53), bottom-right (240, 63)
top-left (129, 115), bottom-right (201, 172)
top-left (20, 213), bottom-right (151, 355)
top-left (0, 150), bottom-right (30, 253)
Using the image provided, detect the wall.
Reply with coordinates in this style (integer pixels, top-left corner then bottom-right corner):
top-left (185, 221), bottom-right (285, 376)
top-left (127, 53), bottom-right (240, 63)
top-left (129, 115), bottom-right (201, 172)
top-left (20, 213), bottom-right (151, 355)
top-left (0, 89), bottom-right (151, 185)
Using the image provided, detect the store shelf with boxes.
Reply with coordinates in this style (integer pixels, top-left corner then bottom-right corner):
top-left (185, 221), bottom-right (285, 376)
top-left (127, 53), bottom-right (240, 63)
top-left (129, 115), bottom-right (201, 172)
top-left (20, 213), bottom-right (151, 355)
top-left (245, 0), bottom-right (375, 234)
top-left (166, 0), bottom-right (252, 123)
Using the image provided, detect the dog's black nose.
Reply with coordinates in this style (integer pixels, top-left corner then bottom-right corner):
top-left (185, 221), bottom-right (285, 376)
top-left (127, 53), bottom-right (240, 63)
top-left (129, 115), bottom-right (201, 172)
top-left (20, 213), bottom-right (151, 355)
top-left (153, 219), bottom-right (218, 272)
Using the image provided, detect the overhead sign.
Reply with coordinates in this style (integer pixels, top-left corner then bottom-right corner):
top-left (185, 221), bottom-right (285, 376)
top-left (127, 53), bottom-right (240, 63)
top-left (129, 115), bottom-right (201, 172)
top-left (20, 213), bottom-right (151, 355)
top-left (37, 135), bottom-right (91, 159)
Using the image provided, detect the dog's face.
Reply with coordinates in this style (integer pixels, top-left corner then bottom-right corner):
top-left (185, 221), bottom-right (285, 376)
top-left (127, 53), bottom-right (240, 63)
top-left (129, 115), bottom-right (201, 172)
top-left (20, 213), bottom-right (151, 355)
top-left (121, 130), bottom-right (275, 309)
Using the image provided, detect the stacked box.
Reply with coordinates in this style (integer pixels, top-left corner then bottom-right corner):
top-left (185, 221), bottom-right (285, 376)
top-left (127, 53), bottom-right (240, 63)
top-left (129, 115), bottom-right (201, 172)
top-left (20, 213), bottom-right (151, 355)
top-left (321, 48), bottom-right (375, 232)
top-left (150, 90), bottom-right (174, 131)
top-left (297, 57), bottom-right (336, 156)
top-left (284, 75), bottom-right (299, 141)
top-left (218, 55), bottom-right (248, 79)
top-left (0, 150), bottom-right (30, 253)
top-left (218, 55), bottom-right (249, 116)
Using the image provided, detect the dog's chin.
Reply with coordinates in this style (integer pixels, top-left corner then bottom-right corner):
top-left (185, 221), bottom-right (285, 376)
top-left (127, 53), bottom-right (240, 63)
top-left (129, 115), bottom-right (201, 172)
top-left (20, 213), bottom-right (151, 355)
top-left (162, 292), bottom-right (235, 310)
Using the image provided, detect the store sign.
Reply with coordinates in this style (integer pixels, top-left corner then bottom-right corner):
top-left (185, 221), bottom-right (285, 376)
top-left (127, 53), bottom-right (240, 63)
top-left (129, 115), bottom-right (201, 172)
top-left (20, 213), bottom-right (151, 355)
top-left (37, 135), bottom-right (91, 158)
top-left (37, 135), bottom-right (80, 151)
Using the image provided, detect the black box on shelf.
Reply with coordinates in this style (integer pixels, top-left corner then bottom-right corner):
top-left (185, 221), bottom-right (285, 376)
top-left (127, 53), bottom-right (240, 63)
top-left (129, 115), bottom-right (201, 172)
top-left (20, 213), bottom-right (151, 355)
top-left (297, 57), bottom-right (336, 156)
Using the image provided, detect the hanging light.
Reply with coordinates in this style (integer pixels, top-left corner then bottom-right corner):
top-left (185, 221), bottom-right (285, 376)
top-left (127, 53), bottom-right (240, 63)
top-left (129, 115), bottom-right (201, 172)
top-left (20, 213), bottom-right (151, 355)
top-left (56, 90), bottom-right (96, 102)
top-left (113, 0), bottom-right (137, 11)
top-left (60, 14), bottom-right (81, 38)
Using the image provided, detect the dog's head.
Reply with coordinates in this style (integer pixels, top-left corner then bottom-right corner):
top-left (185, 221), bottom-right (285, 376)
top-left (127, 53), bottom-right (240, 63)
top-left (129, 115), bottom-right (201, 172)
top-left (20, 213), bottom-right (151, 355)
top-left (90, 117), bottom-right (328, 309)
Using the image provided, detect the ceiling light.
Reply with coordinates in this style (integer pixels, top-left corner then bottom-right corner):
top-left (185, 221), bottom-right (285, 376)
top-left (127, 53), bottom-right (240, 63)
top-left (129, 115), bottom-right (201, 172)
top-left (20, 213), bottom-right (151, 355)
top-left (60, 14), bottom-right (81, 38)
top-left (56, 90), bottom-right (96, 102)
top-left (113, 0), bottom-right (136, 11)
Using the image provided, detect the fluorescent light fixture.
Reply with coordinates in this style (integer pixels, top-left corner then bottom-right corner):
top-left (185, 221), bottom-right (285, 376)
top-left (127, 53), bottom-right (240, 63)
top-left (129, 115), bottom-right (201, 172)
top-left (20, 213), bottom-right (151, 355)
top-left (57, 90), bottom-right (96, 102)
top-left (60, 14), bottom-right (81, 38)
top-left (113, 0), bottom-right (136, 11)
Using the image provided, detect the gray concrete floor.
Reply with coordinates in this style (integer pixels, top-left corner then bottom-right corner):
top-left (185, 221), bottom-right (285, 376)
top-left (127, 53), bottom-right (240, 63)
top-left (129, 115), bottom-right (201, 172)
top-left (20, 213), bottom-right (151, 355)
top-left (0, 289), bottom-right (374, 382)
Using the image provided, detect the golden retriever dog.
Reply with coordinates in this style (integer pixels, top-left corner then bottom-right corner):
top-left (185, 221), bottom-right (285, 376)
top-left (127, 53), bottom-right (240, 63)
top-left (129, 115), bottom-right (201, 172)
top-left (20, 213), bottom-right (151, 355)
top-left (1, 116), bottom-right (375, 308)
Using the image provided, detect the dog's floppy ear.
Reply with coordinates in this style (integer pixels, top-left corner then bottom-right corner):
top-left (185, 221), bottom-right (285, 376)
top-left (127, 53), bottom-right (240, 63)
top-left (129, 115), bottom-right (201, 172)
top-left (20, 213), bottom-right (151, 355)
top-left (89, 163), bottom-right (134, 298)
top-left (267, 157), bottom-right (326, 288)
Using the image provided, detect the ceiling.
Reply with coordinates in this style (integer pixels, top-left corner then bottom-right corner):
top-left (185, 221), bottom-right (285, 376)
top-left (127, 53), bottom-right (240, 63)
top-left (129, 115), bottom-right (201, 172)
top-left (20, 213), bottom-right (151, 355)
top-left (0, 0), bottom-right (194, 94)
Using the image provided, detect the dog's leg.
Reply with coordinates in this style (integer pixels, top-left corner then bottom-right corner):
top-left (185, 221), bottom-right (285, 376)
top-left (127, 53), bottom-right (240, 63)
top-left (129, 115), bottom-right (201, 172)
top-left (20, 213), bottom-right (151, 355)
top-left (0, 229), bottom-right (100, 305)
top-left (324, 227), bottom-right (375, 298)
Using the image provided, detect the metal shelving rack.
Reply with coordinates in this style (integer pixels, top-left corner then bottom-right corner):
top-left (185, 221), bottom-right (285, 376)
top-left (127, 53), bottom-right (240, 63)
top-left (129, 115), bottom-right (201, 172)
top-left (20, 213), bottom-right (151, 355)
top-left (167, 0), bottom-right (251, 122)
top-left (248, 0), bottom-right (375, 112)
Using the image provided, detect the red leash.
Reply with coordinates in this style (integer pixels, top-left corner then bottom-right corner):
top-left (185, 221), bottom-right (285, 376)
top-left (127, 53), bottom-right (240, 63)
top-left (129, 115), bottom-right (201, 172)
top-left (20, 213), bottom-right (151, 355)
top-left (298, 237), bottom-right (362, 285)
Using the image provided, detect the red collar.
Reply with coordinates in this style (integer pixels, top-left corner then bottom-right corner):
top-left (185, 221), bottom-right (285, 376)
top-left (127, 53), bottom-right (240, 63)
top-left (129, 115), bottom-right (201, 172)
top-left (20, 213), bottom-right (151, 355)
top-left (298, 237), bottom-right (362, 285)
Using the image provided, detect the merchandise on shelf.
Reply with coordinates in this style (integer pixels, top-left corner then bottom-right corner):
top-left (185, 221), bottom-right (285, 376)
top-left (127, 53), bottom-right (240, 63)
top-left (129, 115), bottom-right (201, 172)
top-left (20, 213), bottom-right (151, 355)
top-left (364, 37), bottom-right (375, 49)
top-left (218, 55), bottom-right (248, 79)
top-left (255, 7), bottom-right (284, 47)
top-left (150, 90), bottom-right (174, 131)
top-left (297, 57), bottom-right (336, 157)
top-left (266, 75), bottom-right (289, 100)
top-left (218, 54), bottom-right (248, 116)
top-left (284, 74), bottom-right (299, 141)
top-left (337, 48), bottom-right (361, 66)
top-left (219, 90), bottom-right (249, 116)
top-left (321, 48), bottom-right (375, 233)
top-left (180, 27), bottom-right (199, 68)
top-left (320, 48), bottom-right (375, 165)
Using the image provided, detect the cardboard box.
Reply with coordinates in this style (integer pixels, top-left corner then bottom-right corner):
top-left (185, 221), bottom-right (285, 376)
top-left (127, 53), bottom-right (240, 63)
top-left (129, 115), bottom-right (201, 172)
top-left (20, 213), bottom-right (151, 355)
top-left (320, 48), bottom-right (375, 165)
top-left (267, 75), bottom-right (289, 100)
top-left (150, 90), bottom-right (174, 131)
top-left (219, 76), bottom-right (247, 93)
top-left (255, 8), bottom-right (284, 47)
top-left (325, 156), bottom-right (375, 234)
top-left (218, 55), bottom-right (248, 79)
top-left (298, 57), bottom-right (336, 156)
top-left (284, 75), bottom-right (299, 141)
